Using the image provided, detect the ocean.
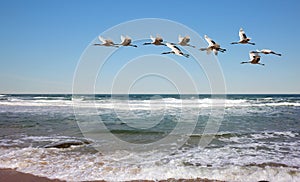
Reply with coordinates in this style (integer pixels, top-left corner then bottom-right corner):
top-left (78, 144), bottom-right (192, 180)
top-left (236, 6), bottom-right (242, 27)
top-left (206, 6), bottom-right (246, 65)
top-left (0, 94), bottom-right (299, 181)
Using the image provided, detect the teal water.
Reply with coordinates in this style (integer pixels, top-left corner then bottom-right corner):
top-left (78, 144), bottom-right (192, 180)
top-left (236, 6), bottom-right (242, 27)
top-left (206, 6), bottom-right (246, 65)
top-left (0, 94), bottom-right (299, 181)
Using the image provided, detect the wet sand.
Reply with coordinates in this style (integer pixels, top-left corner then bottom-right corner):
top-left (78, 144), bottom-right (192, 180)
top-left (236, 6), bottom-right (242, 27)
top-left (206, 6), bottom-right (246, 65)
top-left (0, 168), bottom-right (224, 182)
top-left (0, 168), bottom-right (64, 182)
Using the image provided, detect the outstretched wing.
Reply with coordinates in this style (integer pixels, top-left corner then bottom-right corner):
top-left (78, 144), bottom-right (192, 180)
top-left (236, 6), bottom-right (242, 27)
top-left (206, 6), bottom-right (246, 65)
top-left (249, 52), bottom-right (255, 60)
top-left (178, 35), bottom-right (184, 43)
top-left (239, 28), bottom-right (247, 40)
top-left (249, 51), bottom-right (260, 60)
top-left (150, 35), bottom-right (155, 42)
top-left (120, 35), bottom-right (126, 43)
top-left (260, 49), bottom-right (271, 53)
top-left (204, 35), bottom-right (216, 46)
top-left (178, 35), bottom-right (191, 45)
top-left (98, 36), bottom-right (106, 43)
top-left (166, 43), bottom-right (181, 53)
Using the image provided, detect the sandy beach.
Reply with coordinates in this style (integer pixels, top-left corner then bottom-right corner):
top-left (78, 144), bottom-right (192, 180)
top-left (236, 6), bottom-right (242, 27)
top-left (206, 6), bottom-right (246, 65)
top-left (0, 168), bottom-right (64, 182)
top-left (0, 168), bottom-right (225, 182)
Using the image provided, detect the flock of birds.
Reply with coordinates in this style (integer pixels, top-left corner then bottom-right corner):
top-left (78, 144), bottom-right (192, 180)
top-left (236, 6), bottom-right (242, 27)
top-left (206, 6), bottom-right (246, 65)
top-left (93, 28), bottom-right (282, 66)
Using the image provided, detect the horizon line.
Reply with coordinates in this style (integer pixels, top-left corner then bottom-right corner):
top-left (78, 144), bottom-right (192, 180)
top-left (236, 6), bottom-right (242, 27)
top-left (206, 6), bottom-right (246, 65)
top-left (1, 92), bottom-right (300, 95)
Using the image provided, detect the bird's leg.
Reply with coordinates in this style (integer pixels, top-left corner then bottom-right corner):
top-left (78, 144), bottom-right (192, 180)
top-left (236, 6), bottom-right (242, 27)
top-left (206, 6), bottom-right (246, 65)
top-left (231, 42), bottom-right (238, 44)
top-left (220, 48), bottom-right (226, 52)
top-left (130, 44), bottom-right (138, 47)
top-left (240, 61), bottom-right (250, 64)
top-left (161, 51), bottom-right (173, 55)
top-left (183, 53), bottom-right (190, 58)
top-left (187, 44), bottom-right (196, 48)
top-left (143, 42), bottom-right (152, 45)
top-left (248, 42), bottom-right (255, 45)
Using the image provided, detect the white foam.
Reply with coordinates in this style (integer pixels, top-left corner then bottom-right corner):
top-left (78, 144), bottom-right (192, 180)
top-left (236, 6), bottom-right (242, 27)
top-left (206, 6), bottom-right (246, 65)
top-left (263, 97), bottom-right (273, 100)
top-left (0, 100), bottom-right (73, 107)
top-left (1, 97), bottom-right (300, 112)
top-left (250, 131), bottom-right (298, 139)
top-left (33, 96), bottom-right (50, 99)
top-left (255, 102), bottom-right (300, 107)
top-left (0, 146), bottom-right (299, 181)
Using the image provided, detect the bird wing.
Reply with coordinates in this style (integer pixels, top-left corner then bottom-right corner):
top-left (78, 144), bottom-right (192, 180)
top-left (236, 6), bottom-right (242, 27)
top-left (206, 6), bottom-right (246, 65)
top-left (121, 35), bottom-right (126, 43)
top-left (150, 35), bottom-right (155, 42)
top-left (204, 35), bottom-right (216, 46)
top-left (251, 56), bottom-right (261, 64)
top-left (249, 51), bottom-right (260, 60)
top-left (166, 42), bottom-right (172, 49)
top-left (178, 35), bottom-right (184, 42)
top-left (166, 43), bottom-right (181, 53)
top-left (98, 36), bottom-right (106, 43)
top-left (172, 45), bottom-right (181, 52)
top-left (172, 45), bottom-right (182, 54)
top-left (239, 28), bottom-right (247, 40)
top-left (249, 52), bottom-right (255, 60)
top-left (260, 49), bottom-right (271, 53)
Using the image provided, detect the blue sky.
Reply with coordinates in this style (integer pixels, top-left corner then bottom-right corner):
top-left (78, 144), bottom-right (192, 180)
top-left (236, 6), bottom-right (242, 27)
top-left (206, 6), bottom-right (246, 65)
top-left (0, 0), bottom-right (299, 94)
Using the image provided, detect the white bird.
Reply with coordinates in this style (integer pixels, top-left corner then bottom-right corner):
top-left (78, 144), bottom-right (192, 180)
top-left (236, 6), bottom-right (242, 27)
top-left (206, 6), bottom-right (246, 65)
top-left (177, 35), bottom-right (195, 48)
top-left (143, 35), bottom-right (166, 46)
top-left (94, 36), bottom-right (119, 47)
top-left (161, 43), bottom-right (189, 58)
top-left (199, 35), bottom-right (226, 55)
top-left (241, 51), bottom-right (264, 66)
top-left (118, 35), bottom-right (137, 47)
top-left (231, 28), bottom-right (255, 45)
top-left (258, 49), bottom-right (281, 56)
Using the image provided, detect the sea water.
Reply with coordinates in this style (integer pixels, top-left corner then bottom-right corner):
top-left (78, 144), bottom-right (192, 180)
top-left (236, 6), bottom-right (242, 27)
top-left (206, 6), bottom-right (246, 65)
top-left (0, 94), bottom-right (299, 181)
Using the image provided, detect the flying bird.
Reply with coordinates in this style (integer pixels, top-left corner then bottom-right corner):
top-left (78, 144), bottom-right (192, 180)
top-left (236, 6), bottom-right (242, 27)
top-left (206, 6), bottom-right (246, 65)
top-left (118, 35), bottom-right (137, 47)
top-left (199, 35), bottom-right (226, 55)
top-left (177, 35), bottom-right (195, 48)
top-left (161, 43), bottom-right (189, 58)
top-left (93, 36), bottom-right (119, 47)
top-left (241, 51), bottom-right (264, 66)
top-left (258, 49), bottom-right (281, 56)
top-left (231, 28), bottom-right (255, 45)
top-left (143, 35), bottom-right (166, 46)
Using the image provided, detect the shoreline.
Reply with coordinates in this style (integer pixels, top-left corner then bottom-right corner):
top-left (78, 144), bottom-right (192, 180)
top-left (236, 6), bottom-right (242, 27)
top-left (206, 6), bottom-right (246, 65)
top-left (0, 168), bottom-right (64, 182)
top-left (0, 168), bottom-right (224, 182)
